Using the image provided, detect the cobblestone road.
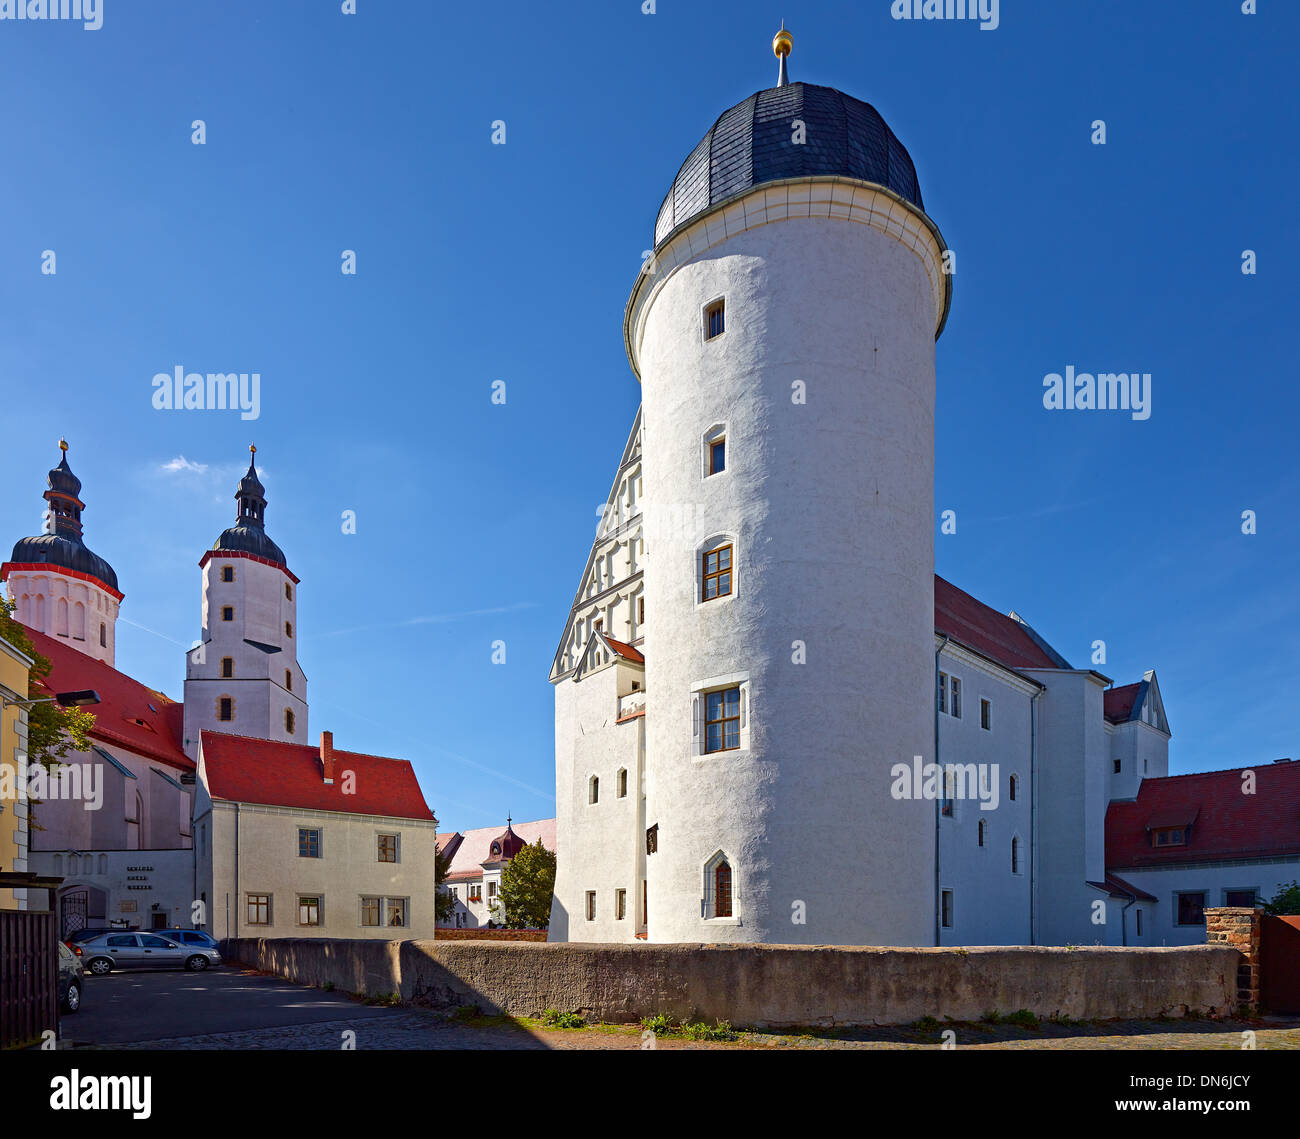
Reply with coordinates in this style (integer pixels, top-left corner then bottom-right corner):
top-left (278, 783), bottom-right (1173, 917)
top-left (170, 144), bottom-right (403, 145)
top-left (81, 1010), bottom-right (1300, 1051)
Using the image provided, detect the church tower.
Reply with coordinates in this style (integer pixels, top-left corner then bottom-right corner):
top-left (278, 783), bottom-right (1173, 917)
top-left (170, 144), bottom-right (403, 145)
top-left (3, 440), bottom-right (122, 666)
top-left (550, 30), bottom-right (951, 946)
top-left (182, 447), bottom-right (308, 760)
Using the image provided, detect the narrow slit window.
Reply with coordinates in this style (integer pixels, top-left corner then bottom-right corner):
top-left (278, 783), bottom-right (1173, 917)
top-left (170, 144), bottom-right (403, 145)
top-left (705, 299), bottom-right (725, 340)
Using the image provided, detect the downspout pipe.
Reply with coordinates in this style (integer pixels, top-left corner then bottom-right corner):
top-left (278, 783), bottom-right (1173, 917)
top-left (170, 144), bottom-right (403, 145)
top-left (1030, 686), bottom-right (1043, 945)
top-left (934, 635), bottom-right (950, 947)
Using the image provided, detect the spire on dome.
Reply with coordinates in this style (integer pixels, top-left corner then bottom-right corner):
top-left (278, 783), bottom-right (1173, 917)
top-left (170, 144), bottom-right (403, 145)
top-left (6, 440), bottom-right (119, 591)
top-left (210, 446), bottom-right (287, 566)
top-left (773, 23), bottom-right (793, 87)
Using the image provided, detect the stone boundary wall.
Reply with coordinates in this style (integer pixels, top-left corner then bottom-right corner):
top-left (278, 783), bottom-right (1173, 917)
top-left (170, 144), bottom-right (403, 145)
top-left (223, 938), bottom-right (1241, 1029)
top-left (433, 929), bottom-right (548, 942)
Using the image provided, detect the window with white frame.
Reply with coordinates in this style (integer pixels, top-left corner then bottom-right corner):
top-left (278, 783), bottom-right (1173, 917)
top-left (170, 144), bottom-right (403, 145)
top-left (693, 678), bottom-right (749, 756)
top-left (703, 424), bottom-right (727, 478)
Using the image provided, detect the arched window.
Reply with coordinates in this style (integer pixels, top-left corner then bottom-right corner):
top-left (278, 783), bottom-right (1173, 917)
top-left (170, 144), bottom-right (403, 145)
top-left (285, 621), bottom-right (293, 638)
top-left (703, 851), bottom-right (734, 919)
top-left (588, 775), bottom-right (599, 805)
top-left (55, 596), bottom-right (68, 636)
top-left (73, 601), bottom-right (86, 640)
top-left (285, 709), bottom-right (295, 734)
top-left (97, 854), bottom-right (107, 874)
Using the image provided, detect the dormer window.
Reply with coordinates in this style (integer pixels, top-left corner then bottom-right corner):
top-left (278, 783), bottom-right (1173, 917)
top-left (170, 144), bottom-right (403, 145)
top-left (1152, 827), bottom-right (1187, 848)
top-left (491, 842), bottom-right (501, 857)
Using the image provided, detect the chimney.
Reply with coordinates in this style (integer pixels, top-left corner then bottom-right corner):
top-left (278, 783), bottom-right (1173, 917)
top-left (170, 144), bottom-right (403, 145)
top-left (320, 730), bottom-right (334, 785)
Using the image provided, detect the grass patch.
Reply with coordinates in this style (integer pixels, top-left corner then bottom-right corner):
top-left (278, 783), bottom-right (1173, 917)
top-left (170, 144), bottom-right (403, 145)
top-left (362, 991), bottom-right (401, 1007)
top-left (640, 1014), bottom-right (738, 1042)
top-left (540, 1008), bottom-right (588, 1030)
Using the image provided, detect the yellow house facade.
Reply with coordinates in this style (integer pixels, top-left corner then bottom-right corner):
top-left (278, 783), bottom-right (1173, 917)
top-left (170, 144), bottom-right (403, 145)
top-left (0, 634), bottom-right (34, 910)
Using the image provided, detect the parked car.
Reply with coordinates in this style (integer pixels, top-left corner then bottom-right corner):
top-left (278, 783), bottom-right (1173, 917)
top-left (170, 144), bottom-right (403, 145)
top-left (155, 928), bottom-right (221, 951)
top-left (57, 941), bottom-right (83, 1013)
top-left (78, 932), bottom-right (221, 974)
top-left (65, 927), bottom-right (112, 946)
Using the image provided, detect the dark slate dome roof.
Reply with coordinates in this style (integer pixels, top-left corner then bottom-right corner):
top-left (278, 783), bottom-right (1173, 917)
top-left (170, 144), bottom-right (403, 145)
top-left (654, 82), bottom-right (924, 247)
top-left (211, 524), bottom-right (286, 566)
top-left (8, 533), bottom-right (119, 591)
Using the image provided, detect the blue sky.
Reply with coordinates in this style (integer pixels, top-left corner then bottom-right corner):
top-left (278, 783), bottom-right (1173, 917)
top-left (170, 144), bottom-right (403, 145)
top-left (0, 1), bottom-right (1295, 831)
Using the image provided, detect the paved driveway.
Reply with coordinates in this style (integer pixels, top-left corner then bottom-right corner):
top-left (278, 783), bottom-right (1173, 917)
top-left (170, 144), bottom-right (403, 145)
top-left (65, 966), bottom-right (405, 1047)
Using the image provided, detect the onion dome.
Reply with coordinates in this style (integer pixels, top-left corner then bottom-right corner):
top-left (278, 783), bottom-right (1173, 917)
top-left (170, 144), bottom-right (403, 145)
top-left (652, 28), bottom-right (925, 247)
top-left (486, 817), bottom-right (527, 863)
top-left (210, 445), bottom-right (287, 566)
top-left (7, 440), bottom-right (118, 592)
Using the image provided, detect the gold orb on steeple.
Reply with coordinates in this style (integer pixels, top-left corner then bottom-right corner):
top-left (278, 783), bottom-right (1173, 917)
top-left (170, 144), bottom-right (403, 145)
top-left (773, 23), bottom-right (793, 86)
top-left (59, 437), bottom-right (69, 453)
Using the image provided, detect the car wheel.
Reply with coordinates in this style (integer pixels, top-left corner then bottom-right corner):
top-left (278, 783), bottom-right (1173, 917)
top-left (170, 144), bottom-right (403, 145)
top-left (87, 958), bottom-right (113, 976)
top-left (61, 980), bottom-right (81, 1013)
top-left (185, 954), bottom-right (209, 971)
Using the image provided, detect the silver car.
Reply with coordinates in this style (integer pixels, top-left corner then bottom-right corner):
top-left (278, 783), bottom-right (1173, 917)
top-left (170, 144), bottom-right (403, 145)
top-left (80, 931), bottom-right (221, 974)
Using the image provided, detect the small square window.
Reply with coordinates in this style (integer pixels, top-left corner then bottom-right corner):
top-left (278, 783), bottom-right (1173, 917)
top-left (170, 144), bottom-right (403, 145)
top-left (705, 299), bottom-right (725, 340)
top-left (298, 895), bottom-right (322, 926)
top-left (1225, 889), bottom-right (1256, 908)
top-left (1176, 892), bottom-right (1206, 926)
top-left (299, 828), bottom-right (321, 858)
top-left (221, 566), bottom-right (234, 583)
top-left (221, 606), bottom-right (234, 622)
top-left (361, 896), bottom-right (381, 926)
top-left (246, 894), bottom-right (270, 925)
top-left (377, 834), bottom-right (399, 863)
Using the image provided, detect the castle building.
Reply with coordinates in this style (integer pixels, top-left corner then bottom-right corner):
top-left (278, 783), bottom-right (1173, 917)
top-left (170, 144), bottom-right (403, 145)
top-left (546, 31), bottom-right (1296, 948)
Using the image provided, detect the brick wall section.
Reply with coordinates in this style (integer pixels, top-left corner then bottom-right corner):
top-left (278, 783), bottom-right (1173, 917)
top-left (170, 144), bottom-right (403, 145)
top-left (433, 929), bottom-right (547, 942)
top-left (224, 939), bottom-right (1241, 1029)
top-left (1204, 906), bottom-right (1261, 1009)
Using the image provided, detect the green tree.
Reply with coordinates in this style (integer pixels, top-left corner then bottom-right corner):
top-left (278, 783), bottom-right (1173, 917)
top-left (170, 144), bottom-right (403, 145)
top-left (0, 596), bottom-right (95, 768)
top-left (495, 840), bottom-right (556, 929)
top-left (434, 841), bottom-right (458, 924)
top-left (1263, 880), bottom-right (1300, 916)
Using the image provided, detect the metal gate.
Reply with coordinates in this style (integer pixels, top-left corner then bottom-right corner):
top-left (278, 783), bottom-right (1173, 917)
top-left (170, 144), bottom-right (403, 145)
top-left (1260, 914), bottom-right (1300, 1014)
top-left (0, 910), bottom-right (58, 1049)
top-left (60, 890), bottom-right (87, 939)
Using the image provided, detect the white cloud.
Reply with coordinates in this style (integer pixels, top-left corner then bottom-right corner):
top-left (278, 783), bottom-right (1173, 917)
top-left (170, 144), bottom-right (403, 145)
top-left (160, 455), bottom-right (209, 475)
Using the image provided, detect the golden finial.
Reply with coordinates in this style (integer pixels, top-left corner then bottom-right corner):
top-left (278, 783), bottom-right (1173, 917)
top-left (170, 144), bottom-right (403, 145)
top-left (58, 437), bottom-right (69, 453)
top-left (773, 23), bottom-right (793, 86)
top-left (249, 443), bottom-right (257, 457)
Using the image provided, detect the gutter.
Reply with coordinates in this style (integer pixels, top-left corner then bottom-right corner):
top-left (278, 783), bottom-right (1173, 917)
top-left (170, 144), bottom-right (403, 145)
top-left (1030, 686), bottom-right (1043, 945)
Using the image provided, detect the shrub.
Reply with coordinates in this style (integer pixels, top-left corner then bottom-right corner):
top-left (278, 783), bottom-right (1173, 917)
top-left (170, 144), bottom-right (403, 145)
top-left (540, 1008), bottom-right (587, 1029)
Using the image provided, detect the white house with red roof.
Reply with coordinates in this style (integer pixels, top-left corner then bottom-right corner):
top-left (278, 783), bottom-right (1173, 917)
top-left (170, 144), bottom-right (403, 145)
top-left (1105, 761), bottom-right (1300, 945)
top-left (437, 816), bottom-right (556, 929)
top-left (194, 730), bottom-right (439, 939)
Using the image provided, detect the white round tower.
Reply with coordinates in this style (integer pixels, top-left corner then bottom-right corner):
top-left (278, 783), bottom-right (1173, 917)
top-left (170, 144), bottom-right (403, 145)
top-left (629, 33), bottom-right (951, 945)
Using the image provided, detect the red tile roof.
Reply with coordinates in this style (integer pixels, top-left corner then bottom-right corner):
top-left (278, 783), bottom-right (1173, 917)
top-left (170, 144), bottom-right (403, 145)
top-left (1087, 872), bottom-right (1157, 902)
top-left (602, 635), bottom-right (644, 664)
top-left (444, 817), bottom-right (557, 878)
top-left (1105, 682), bottom-right (1142, 724)
top-left (1107, 763), bottom-right (1300, 868)
top-left (934, 575), bottom-right (1063, 672)
top-left (199, 730), bottom-right (434, 821)
top-left (24, 627), bottom-right (192, 771)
